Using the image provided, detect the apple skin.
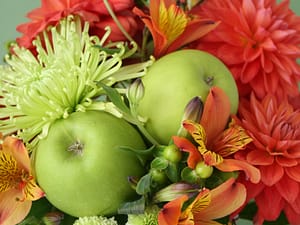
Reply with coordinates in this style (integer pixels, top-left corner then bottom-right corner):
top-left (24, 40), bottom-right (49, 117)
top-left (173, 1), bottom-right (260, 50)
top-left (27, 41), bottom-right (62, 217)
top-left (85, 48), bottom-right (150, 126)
top-left (34, 110), bottom-right (146, 217)
top-left (137, 49), bottom-right (238, 145)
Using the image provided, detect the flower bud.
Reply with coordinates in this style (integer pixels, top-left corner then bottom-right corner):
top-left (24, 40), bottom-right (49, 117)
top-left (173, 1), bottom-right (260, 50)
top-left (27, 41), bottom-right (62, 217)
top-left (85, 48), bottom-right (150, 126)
top-left (153, 182), bottom-right (198, 203)
top-left (127, 78), bottom-right (144, 106)
top-left (177, 96), bottom-right (203, 136)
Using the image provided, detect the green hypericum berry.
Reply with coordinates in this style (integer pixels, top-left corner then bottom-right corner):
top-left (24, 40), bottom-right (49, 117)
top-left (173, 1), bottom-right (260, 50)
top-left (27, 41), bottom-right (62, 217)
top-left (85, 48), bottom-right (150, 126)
top-left (163, 144), bottom-right (182, 163)
top-left (195, 161), bottom-right (214, 179)
top-left (0, 15), bottom-right (152, 150)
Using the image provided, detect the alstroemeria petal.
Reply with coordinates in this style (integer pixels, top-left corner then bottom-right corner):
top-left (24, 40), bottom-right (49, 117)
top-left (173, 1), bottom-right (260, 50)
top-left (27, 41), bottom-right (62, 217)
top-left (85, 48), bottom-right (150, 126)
top-left (213, 119), bottom-right (252, 157)
top-left (167, 19), bottom-right (219, 54)
top-left (180, 189), bottom-right (211, 223)
top-left (2, 136), bottom-right (31, 172)
top-left (198, 147), bottom-right (223, 166)
top-left (23, 179), bottom-right (45, 201)
top-left (194, 178), bottom-right (246, 220)
top-left (172, 136), bottom-right (202, 168)
top-left (216, 159), bottom-right (261, 183)
top-left (182, 120), bottom-right (207, 146)
top-left (158, 194), bottom-right (189, 225)
top-left (200, 87), bottom-right (231, 146)
top-left (0, 189), bottom-right (31, 225)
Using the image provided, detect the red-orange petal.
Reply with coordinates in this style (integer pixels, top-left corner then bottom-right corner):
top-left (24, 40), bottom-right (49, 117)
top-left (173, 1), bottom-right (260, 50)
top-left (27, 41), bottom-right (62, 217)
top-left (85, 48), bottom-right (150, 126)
top-left (200, 87), bottom-right (231, 147)
top-left (158, 194), bottom-right (189, 225)
top-left (173, 136), bottom-right (202, 168)
top-left (194, 178), bottom-right (246, 221)
top-left (216, 159), bottom-right (261, 184)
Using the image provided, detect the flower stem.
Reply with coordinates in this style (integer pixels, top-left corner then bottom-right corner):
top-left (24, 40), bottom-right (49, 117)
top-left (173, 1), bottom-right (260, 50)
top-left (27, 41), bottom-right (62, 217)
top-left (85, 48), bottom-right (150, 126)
top-left (103, 0), bottom-right (137, 45)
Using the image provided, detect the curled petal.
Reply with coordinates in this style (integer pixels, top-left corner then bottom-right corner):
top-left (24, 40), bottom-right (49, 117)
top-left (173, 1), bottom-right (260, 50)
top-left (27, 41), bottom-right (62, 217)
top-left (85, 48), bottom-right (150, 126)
top-left (158, 195), bottom-right (189, 225)
top-left (172, 136), bottom-right (202, 168)
top-left (194, 178), bottom-right (246, 221)
top-left (198, 147), bottom-right (223, 166)
top-left (216, 159), bottom-right (261, 183)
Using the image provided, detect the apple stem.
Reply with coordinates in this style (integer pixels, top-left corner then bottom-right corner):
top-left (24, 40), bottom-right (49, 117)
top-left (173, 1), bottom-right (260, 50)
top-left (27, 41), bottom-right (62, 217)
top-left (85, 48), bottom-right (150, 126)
top-left (67, 140), bottom-right (84, 156)
top-left (205, 76), bottom-right (214, 86)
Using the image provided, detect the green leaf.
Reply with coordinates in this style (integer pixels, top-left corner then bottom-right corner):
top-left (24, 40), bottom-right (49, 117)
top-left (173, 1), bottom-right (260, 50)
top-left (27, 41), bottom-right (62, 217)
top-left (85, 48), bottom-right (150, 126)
top-left (151, 157), bottom-right (169, 170)
top-left (181, 167), bottom-right (199, 184)
top-left (136, 173), bottom-right (152, 195)
top-left (165, 162), bottom-right (180, 182)
top-left (118, 145), bottom-right (156, 166)
top-left (98, 82), bottom-right (131, 115)
top-left (118, 196), bottom-right (145, 215)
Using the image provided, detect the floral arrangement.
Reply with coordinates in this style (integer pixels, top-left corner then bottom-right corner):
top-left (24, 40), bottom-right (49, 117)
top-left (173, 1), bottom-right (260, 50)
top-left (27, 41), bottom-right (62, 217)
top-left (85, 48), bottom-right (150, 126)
top-left (0, 0), bottom-right (300, 225)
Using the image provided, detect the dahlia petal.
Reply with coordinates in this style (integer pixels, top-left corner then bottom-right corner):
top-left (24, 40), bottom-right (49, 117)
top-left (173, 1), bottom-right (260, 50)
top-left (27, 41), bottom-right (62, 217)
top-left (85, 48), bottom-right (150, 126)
top-left (240, 60), bottom-right (261, 83)
top-left (289, 190), bottom-right (300, 214)
top-left (260, 163), bottom-right (284, 186)
top-left (286, 165), bottom-right (300, 182)
top-left (246, 149), bottom-right (274, 165)
top-left (261, 37), bottom-right (277, 51)
top-left (276, 156), bottom-right (298, 167)
top-left (275, 174), bottom-right (299, 203)
top-left (217, 45), bottom-right (245, 64)
top-left (260, 52), bottom-right (274, 73)
top-left (216, 159), bottom-right (261, 183)
top-left (255, 186), bottom-right (284, 222)
top-left (0, 189), bottom-right (32, 225)
top-left (195, 178), bottom-right (246, 220)
top-left (284, 204), bottom-right (300, 225)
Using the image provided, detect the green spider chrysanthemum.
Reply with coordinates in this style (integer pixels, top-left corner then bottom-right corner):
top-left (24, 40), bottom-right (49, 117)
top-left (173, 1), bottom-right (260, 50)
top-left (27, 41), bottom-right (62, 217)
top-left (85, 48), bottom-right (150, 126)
top-left (73, 216), bottom-right (118, 225)
top-left (0, 15), bottom-right (152, 150)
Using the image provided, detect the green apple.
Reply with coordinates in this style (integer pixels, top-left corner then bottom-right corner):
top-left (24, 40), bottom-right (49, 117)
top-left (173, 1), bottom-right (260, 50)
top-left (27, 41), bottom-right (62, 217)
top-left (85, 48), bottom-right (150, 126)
top-left (137, 49), bottom-right (238, 145)
top-left (34, 110), bottom-right (145, 217)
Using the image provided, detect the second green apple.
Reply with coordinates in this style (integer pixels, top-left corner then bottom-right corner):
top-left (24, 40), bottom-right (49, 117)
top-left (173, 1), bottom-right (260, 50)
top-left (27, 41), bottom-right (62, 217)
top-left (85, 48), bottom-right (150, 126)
top-left (137, 49), bottom-right (239, 145)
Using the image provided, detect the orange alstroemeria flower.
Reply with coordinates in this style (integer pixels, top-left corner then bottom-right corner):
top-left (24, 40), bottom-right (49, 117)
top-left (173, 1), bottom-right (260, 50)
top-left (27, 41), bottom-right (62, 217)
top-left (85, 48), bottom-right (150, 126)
top-left (158, 178), bottom-right (246, 225)
top-left (133, 0), bottom-right (219, 58)
top-left (0, 136), bottom-right (44, 225)
top-left (173, 87), bottom-right (260, 184)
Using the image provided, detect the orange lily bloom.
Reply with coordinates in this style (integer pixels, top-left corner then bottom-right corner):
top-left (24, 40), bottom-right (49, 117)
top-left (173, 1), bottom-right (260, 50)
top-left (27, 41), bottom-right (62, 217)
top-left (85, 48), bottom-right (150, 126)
top-left (158, 178), bottom-right (246, 225)
top-left (173, 87), bottom-right (260, 183)
top-left (0, 136), bottom-right (44, 225)
top-left (133, 0), bottom-right (219, 58)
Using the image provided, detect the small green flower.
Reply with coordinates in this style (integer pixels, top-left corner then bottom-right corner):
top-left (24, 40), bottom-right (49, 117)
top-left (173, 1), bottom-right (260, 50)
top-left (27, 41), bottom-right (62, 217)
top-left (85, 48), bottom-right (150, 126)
top-left (0, 15), bottom-right (152, 150)
top-left (126, 206), bottom-right (160, 225)
top-left (73, 216), bottom-right (118, 225)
